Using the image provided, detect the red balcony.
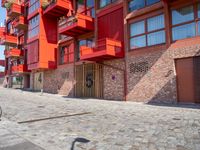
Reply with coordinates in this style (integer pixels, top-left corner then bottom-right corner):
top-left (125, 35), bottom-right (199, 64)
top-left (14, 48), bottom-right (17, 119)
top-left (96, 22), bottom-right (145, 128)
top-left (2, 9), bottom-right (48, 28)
top-left (4, 49), bottom-right (23, 58)
top-left (12, 64), bottom-right (29, 73)
top-left (7, 3), bottom-right (22, 18)
top-left (80, 38), bottom-right (124, 61)
top-left (0, 60), bottom-right (5, 67)
top-left (13, 16), bottom-right (28, 30)
top-left (58, 13), bottom-right (94, 37)
top-left (43, 0), bottom-right (72, 17)
top-left (0, 34), bottom-right (17, 46)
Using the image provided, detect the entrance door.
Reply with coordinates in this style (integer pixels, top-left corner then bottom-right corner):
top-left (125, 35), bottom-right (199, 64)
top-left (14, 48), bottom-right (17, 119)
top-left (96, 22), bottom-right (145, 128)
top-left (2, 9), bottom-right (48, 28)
top-left (75, 64), bottom-right (103, 98)
top-left (34, 72), bottom-right (43, 91)
top-left (176, 57), bottom-right (200, 103)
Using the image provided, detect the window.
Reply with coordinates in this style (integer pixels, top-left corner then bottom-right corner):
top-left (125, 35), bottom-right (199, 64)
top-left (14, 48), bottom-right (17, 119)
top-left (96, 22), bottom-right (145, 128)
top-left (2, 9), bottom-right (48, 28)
top-left (78, 39), bottom-right (94, 60)
top-left (100, 0), bottom-right (117, 8)
top-left (130, 14), bottom-right (165, 49)
top-left (128, 0), bottom-right (160, 12)
top-left (77, 0), bottom-right (95, 18)
top-left (59, 45), bottom-right (74, 65)
top-left (28, 0), bottom-right (40, 15)
top-left (171, 3), bottom-right (200, 41)
top-left (28, 15), bottom-right (39, 39)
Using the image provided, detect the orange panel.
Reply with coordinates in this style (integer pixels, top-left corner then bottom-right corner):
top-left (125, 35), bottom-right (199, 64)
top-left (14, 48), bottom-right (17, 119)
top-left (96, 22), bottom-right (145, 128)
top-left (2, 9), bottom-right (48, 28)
top-left (58, 13), bottom-right (94, 37)
top-left (5, 49), bottom-right (23, 58)
top-left (7, 3), bottom-right (22, 18)
top-left (80, 38), bottom-right (124, 61)
top-left (43, 0), bottom-right (72, 17)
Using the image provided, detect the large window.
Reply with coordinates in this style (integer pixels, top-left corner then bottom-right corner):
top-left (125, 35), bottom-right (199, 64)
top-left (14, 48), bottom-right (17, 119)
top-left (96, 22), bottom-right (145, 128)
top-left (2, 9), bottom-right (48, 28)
top-left (99, 0), bottom-right (117, 8)
top-left (130, 14), bottom-right (165, 49)
top-left (59, 45), bottom-right (74, 65)
top-left (128, 0), bottom-right (160, 12)
top-left (172, 3), bottom-right (200, 41)
top-left (28, 15), bottom-right (39, 39)
top-left (77, 0), bottom-right (95, 18)
top-left (28, 0), bottom-right (40, 15)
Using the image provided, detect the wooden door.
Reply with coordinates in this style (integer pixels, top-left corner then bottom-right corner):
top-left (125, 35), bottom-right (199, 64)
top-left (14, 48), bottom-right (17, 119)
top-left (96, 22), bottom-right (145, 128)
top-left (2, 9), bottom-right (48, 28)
top-left (34, 72), bottom-right (43, 91)
top-left (75, 64), bottom-right (103, 98)
top-left (176, 58), bottom-right (195, 103)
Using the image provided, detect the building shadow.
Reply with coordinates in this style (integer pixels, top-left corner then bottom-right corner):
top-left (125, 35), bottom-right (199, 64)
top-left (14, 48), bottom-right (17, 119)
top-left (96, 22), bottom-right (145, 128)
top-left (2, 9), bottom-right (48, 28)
top-left (70, 137), bottom-right (90, 150)
top-left (147, 77), bottom-right (200, 110)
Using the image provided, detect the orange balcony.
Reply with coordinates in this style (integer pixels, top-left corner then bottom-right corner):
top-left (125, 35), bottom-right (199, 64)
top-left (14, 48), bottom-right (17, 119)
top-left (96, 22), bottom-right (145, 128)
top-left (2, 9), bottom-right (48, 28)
top-left (43, 0), bottom-right (72, 17)
top-left (4, 49), bottom-right (23, 58)
top-left (58, 13), bottom-right (94, 37)
top-left (0, 34), bottom-right (17, 46)
top-left (12, 64), bottom-right (29, 73)
top-left (1, 0), bottom-right (18, 7)
top-left (7, 3), bottom-right (22, 18)
top-left (0, 27), bottom-right (5, 37)
top-left (13, 16), bottom-right (28, 30)
top-left (80, 38), bottom-right (124, 61)
top-left (0, 60), bottom-right (5, 67)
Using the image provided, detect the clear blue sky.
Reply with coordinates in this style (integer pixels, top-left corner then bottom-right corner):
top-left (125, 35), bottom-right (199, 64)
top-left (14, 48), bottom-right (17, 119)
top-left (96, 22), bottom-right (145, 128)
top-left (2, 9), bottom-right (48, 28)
top-left (0, 3), bottom-right (6, 71)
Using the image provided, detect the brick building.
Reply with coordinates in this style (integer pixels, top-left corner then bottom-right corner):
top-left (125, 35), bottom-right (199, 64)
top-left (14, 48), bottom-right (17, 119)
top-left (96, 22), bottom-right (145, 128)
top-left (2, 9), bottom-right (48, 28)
top-left (0, 0), bottom-right (200, 103)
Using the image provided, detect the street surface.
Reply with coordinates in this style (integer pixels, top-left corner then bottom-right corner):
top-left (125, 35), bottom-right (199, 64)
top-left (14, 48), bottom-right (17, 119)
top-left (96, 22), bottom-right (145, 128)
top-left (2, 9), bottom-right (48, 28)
top-left (0, 87), bottom-right (200, 150)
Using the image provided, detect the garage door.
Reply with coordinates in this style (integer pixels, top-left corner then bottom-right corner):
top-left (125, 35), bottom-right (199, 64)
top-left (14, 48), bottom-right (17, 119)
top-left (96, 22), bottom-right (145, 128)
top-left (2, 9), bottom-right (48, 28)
top-left (176, 57), bottom-right (200, 103)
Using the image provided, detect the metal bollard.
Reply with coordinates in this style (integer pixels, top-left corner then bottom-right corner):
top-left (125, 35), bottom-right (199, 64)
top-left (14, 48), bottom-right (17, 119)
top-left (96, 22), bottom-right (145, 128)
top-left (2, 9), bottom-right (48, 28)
top-left (0, 106), bottom-right (2, 121)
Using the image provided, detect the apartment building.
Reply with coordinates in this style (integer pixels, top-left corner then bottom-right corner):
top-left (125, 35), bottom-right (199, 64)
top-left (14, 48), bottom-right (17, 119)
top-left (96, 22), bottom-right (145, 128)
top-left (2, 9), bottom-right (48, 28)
top-left (0, 0), bottom-right (200, 103)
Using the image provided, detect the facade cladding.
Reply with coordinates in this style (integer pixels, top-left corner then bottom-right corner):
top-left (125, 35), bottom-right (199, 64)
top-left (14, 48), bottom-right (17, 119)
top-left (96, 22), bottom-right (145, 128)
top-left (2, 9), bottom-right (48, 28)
top-left (0, 0), bottom-right (200, 103)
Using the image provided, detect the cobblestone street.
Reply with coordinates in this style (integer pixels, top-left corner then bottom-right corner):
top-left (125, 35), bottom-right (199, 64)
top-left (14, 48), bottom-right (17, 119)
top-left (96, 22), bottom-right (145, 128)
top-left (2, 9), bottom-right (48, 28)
top-left (0, 87), bottom-right (200, 150)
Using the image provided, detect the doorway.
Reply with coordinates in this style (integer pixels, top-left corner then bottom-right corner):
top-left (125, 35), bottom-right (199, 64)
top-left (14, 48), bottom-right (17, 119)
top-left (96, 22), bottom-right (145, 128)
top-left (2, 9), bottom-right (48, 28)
top-left (175, 57), bottom-right (200, 103)
top-left (75, 63), bottom-right (103, 98)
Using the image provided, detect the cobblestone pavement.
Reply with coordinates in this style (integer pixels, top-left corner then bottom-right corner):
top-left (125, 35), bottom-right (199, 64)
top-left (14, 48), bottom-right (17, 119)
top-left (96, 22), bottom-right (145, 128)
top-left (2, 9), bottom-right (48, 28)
top-left (0, 87), bottom-right (200, 150)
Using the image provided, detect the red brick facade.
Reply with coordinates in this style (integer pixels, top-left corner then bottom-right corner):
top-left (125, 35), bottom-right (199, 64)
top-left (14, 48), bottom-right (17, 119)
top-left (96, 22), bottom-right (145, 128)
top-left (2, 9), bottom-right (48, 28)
top-left (1, 0), bottom-right (200, 103)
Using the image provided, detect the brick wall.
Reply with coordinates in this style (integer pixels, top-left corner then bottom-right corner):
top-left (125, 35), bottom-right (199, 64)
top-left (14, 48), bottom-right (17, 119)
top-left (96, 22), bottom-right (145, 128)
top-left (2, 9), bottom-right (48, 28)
top-left (103, 59), bottom-right (125, 101)
top-left (43, 64), bottom-right (75, 96)
top-left (126, 37), bottom-right (200, 103)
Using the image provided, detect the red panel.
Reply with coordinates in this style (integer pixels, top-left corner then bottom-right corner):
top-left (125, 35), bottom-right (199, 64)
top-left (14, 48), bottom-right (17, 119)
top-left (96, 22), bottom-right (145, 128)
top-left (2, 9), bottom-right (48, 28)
top-left (27, 40), bottom-right (39, 65)
top-left (97, 7), bottom-right (124, 42)
top-left (0, 60), bottom-right (5, 67)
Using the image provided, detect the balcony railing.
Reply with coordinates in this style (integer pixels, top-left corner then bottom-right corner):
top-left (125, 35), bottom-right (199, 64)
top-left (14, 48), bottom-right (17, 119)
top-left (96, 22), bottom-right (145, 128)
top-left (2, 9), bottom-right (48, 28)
top-left (43, 0), bottom-right (72, 17)
top-left (58, 13), bottom-right (94, 37)
top-left (13, 16), bottom-right (28, 30)
top-left (7, 3), bottom-right (22, 18)
top-left (0, 60), bottom-right (5, 67)
top-left (0, 34), bottom-right (18, 46)
top-left (80, 38), bottom-right (124, 61)
top-left (12, 64), bottom-right (29, 73)
top-left (4, 49), bottom-right (23, 58)
top-left (1, 0), bottom-right (17, 8)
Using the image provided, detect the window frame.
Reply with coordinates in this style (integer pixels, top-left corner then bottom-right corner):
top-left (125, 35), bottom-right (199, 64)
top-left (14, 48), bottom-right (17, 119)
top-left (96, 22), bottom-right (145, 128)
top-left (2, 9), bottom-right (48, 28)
top-left (77, 0), bottom-right (95, 18)
top-left (171, 3), bottom-right (200, 41)
top-left (128, 0), bottom-right (160, 12)
top-left (99, 0), bottom-right (117, 9)
top-left (129, 13), bottom-right (166, 50)
top-left (59, 45), bottom-right (74, 65)
top-left (28, 0), bottom-right (40, 15)
top-left (28, 15), bottom-right (39, 39)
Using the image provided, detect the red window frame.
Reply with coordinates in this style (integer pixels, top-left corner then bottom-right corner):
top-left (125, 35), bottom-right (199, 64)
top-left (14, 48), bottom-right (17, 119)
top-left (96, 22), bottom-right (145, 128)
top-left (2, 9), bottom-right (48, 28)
top-left (129, 13), bottom-right (165, 50)
top-left (171, 2), bottom-right (200, 41)
top-left (59, 45), bottom-right (74, 65)
top-left (77, 0), bottom-right (95, 17)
